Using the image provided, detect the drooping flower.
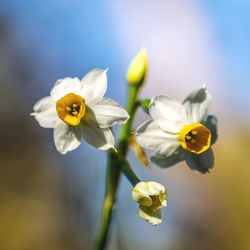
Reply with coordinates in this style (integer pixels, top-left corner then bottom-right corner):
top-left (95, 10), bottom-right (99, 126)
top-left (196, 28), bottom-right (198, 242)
top-left (31, 69), bottom-right (129, 154)
top-left (132, 181), bottom-right (167, 225)
top-left (136, 86), bottom-right (218, 173)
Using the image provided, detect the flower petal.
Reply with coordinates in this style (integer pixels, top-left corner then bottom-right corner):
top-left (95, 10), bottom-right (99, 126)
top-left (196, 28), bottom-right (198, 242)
top-left (159, 192), bottom-right (167, 207)
top-left (133, 181), bottom-right (166, 203)
top-left (183, 85), bottom-right (212, 123)
top-left (31, 96), bottom-right (59, 128)
top-left (81, 121), bottom-right (115, 150)
top-left (53, 123), bottom-right (81, 154)
top-left (149, 95), bottom-right (188, 133)
top-left (50, 77), bottom-right (82, 100)
top-left (185, 148), bottom-right (214, 174)
top-left (150, 147), bottom-right (185, 168)
top-left (146, 182), bottom-right (166, 196)
top-left (86, 97), bottom-right (129, 128)
top-left (80, 69), bottom-right (107, 103)
top-left (138, 205), bottom-right (162, 225)
top-left (136, 120), bottom-right (179, 154)
top-left (203, 115), bottom-right (218, 145)
top-left (132, 183), bottom-right (152, 207)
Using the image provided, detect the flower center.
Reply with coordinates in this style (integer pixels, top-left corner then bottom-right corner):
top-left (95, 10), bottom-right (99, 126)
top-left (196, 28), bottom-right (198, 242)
top-left (179, 123), bottom-right (211, 154)
top-left (56, 93), bottom-right (86, 126)
top-left (150, 195), bottom-right (162, 211)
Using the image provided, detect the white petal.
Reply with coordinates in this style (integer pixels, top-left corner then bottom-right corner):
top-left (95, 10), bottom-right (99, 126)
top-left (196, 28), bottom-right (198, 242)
top-left (138, 206), bottom-right (162, 225)
top-left (80, 69), bottom-right (107, 103)
top-left (50, 77), bottom-right (82, 100)
top-left (31, 96), bottom-right (59, 128)
top-left (86, 98), bottom-right (129, 128)
top-left (81, 121), bottom-right (115, 150)
top-left (133, 181), bottom-right (166, 199)
top-left (183, 85), bottom-right (212, 123)
top-left (147, 181), bottom-right (166, 195)
top-left (203, 115), bottom-right (218, 145)
top-left (149, 95), bottom-right (188, 133)
top-left (185, 148), bottom-right (214, 174)
top-left (150, 147), bottom-right (185, 168)
top-left (132, 183), bottom-right (152, 207)
top-left (159, 192), bottom-right (167, 207)
top-left (53, 123), bottom-right (81, 154)
top-left (136, 120), bottom-right (179, 154)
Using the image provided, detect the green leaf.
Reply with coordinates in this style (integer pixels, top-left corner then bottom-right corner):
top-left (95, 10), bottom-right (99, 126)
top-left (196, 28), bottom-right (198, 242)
top-left (139, 98), bottom-right (151, 114)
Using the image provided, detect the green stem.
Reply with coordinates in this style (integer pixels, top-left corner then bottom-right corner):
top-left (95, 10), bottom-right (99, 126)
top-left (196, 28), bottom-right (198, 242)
top-left (93, 152), bottom-right (117, 250)
top-left (93, 85), bottom-right (140, 250)
top-left (118, 159), bottom-right (140, 186)
top-left (118, 85), bottom-right (140, 155)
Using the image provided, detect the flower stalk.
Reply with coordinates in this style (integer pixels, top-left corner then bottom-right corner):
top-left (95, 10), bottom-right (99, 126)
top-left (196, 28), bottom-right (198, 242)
top-left (92, 152), bottom-right (117, 250)
top-left (117, 157), bottom-right (140, 186)
top-left (93, 84), bottom-right (141, 250)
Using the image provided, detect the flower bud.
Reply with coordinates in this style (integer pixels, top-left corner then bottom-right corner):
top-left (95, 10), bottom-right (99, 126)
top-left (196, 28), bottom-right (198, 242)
top-left (132, 181), bottom-right (167, 225)
top-left (126, 49), bottom-right (148, 86)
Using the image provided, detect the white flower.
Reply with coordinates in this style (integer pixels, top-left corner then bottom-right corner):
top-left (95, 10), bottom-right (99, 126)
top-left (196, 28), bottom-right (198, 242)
top-left (132, 181), bottom-right (167, 225)
top-left (31, 69), bottom-right (129, 154)
top-left (136, 86), bottom-right (218, 173)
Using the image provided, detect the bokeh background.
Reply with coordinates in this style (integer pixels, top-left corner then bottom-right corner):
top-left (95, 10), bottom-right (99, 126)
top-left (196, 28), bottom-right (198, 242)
top-left (0, 0), bottom-right (250, 249)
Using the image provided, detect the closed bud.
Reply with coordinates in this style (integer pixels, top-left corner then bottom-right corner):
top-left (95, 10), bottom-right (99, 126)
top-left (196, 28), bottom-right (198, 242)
top-left (126, 49), bottom-right (148, 86)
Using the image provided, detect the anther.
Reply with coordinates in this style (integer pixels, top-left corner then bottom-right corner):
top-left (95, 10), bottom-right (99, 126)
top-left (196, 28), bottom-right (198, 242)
top-left (185, 135), bottom-right (191, 140)
top-left (72, 111), bottom-right (78, 116)
top-left (72, 103), bottom-right (78, 108)
top-left (191, 139), bottom-right (196, 144)
top-left (66, 106), bottom-right (71, 111)
top-left (191, 130), bottom-right (197, 135)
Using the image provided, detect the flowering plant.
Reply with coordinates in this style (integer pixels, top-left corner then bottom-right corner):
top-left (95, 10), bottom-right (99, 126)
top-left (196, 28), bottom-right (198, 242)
top-left (32, 50), bottom-right (218, 250)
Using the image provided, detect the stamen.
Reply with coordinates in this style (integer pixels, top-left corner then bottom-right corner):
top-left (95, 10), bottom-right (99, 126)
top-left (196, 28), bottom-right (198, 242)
top-left (191, 130), bottom-right (197, 135)
top-left (150, 195), bottom-right (162, 210)
top-left (65, 103), bottom-right (81, 116)
top-left (185, 135), bottom-right (191, 140)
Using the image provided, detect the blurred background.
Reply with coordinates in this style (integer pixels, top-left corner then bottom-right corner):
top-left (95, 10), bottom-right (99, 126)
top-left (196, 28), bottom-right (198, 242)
top-left (0, 0), bottom-right (250, 249)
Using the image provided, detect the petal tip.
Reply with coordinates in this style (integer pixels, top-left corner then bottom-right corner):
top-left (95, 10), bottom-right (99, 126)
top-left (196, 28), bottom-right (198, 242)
top-left (201, 83), bottom-right (207, 89)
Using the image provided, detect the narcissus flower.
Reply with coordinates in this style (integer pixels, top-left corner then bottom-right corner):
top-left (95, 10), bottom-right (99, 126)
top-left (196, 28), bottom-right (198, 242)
top-left (136, 86), bottom-right (218, 173)
top-left (31, 69), bottom-right (129, 154)
top-left (132, 181), bottom-right (167, 225)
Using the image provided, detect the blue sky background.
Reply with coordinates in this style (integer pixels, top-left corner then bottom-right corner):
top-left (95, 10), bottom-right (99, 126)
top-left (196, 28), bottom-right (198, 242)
top-left (0, 0), bottom-right (249, 108)
top-left (1, 0), bottom-right (250, 112)
top-left (204, 0), bottom-right (250, 109)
